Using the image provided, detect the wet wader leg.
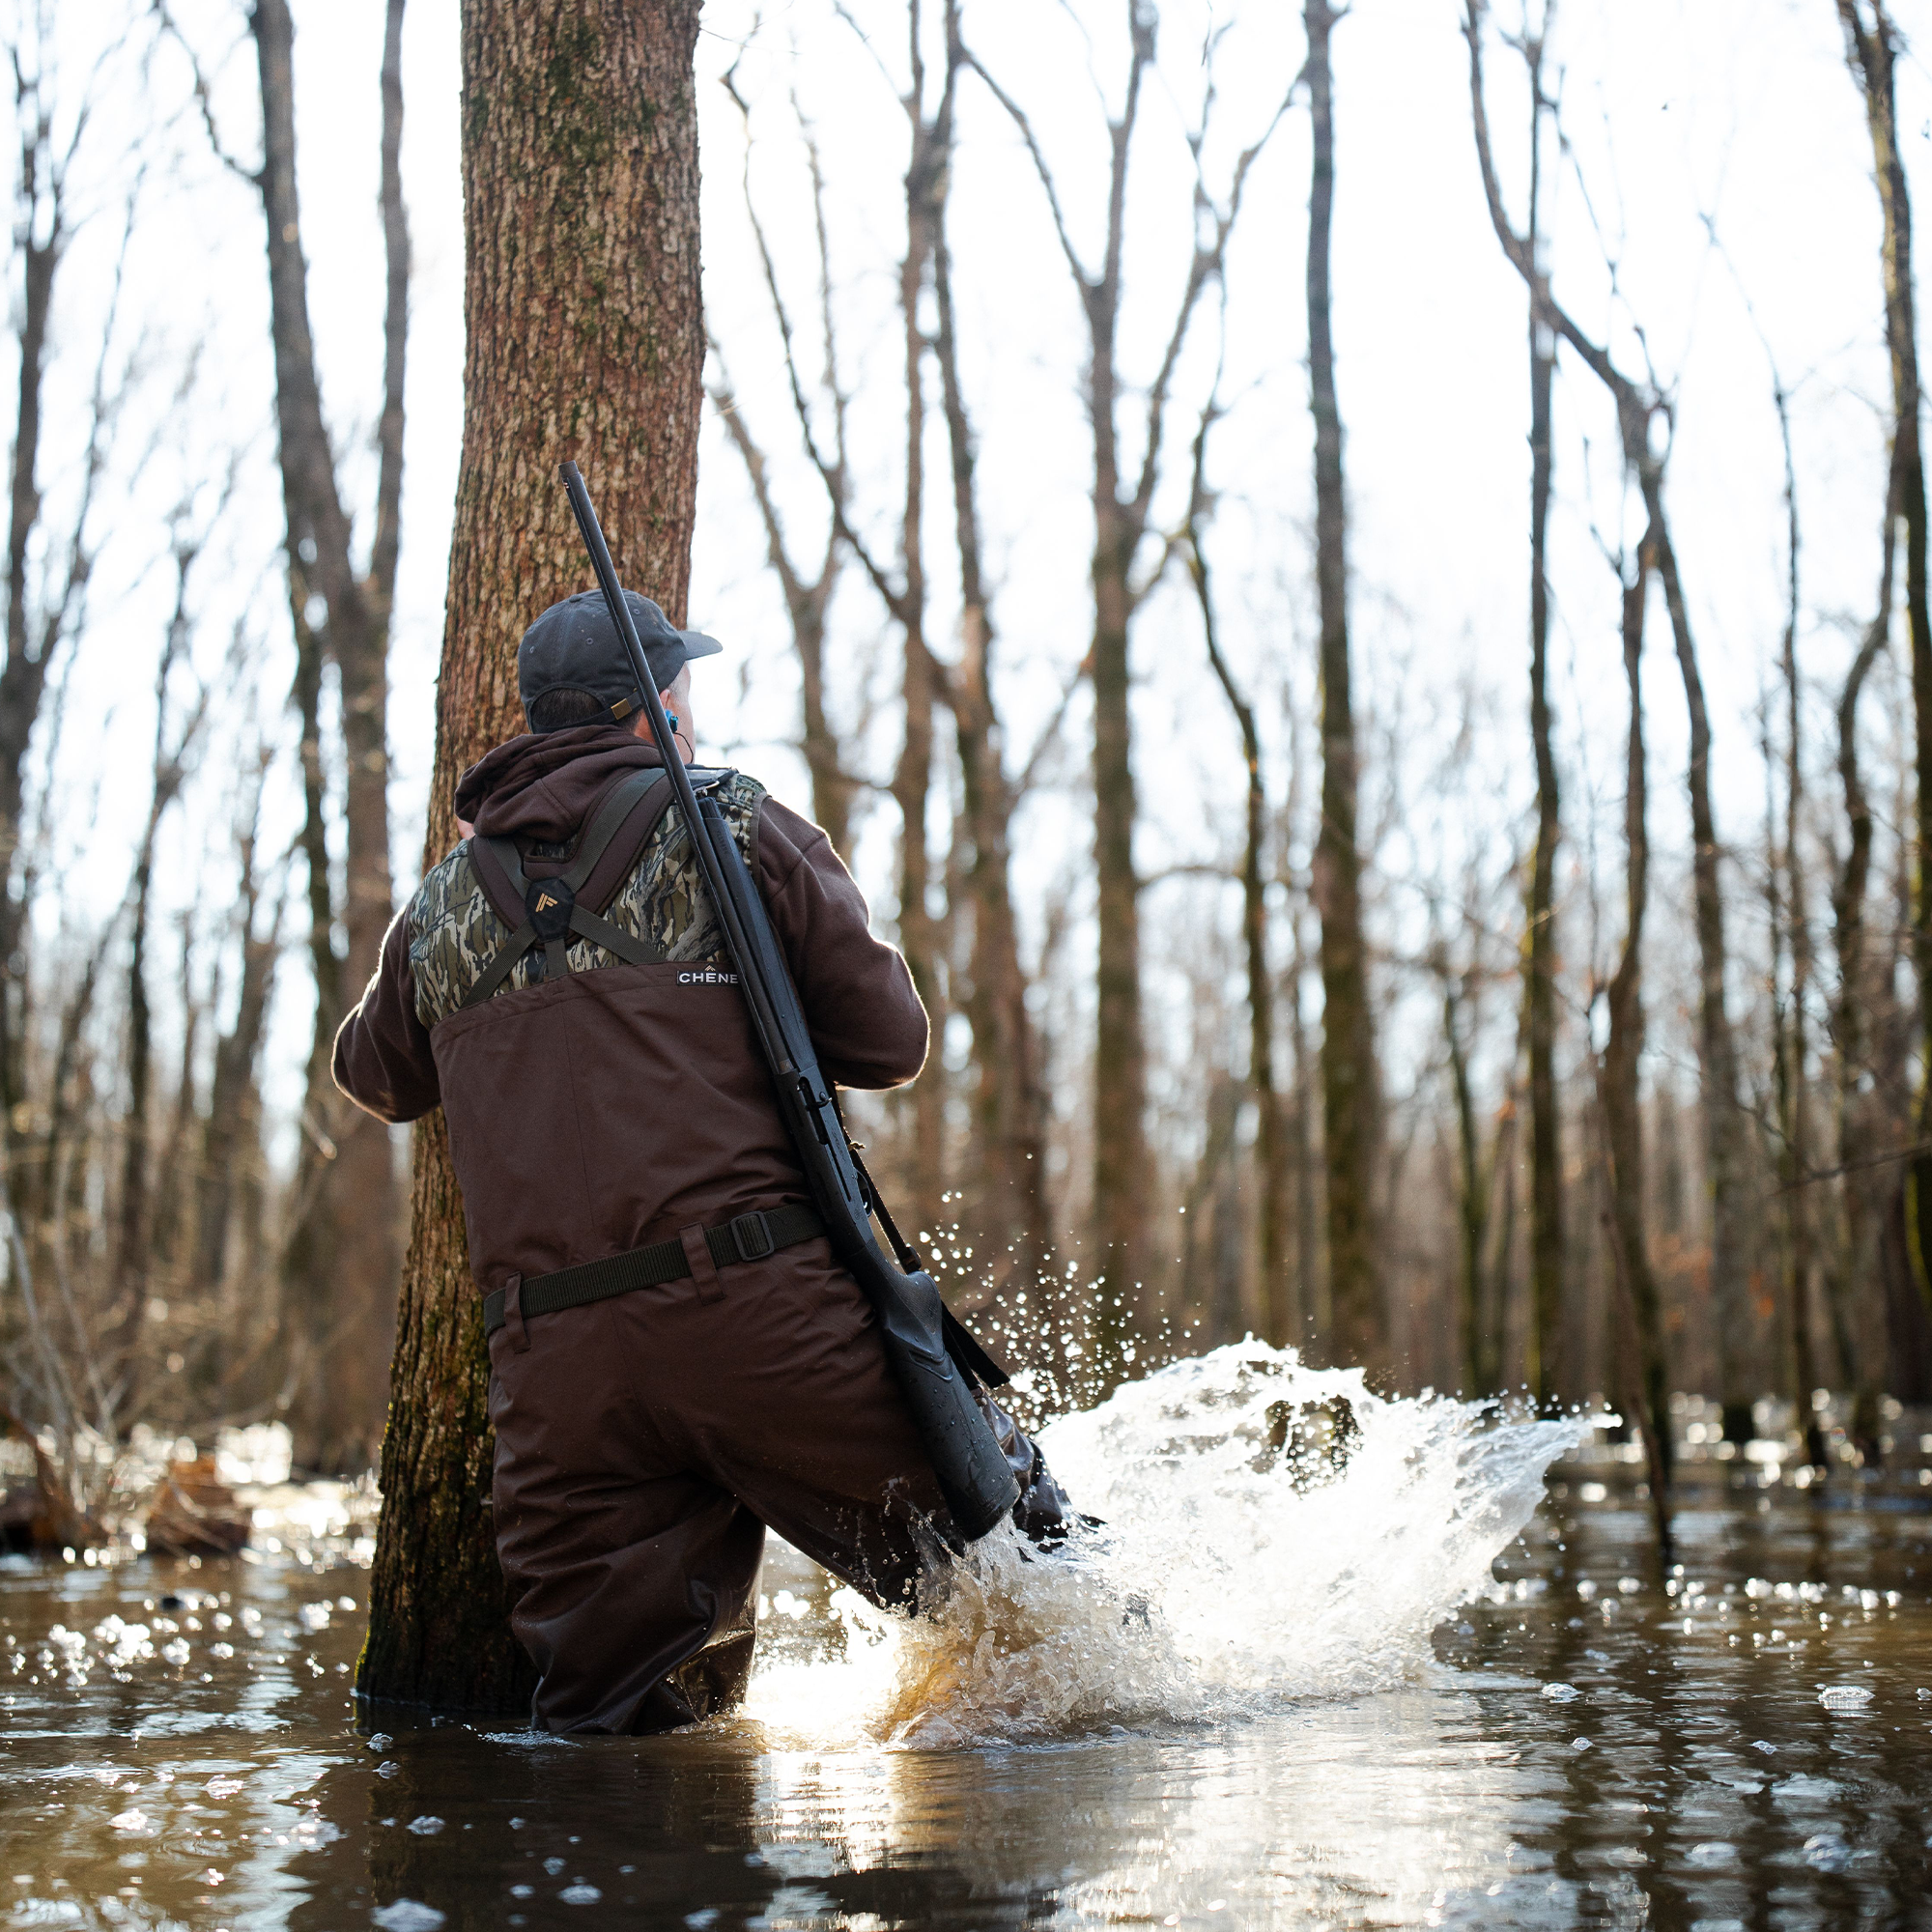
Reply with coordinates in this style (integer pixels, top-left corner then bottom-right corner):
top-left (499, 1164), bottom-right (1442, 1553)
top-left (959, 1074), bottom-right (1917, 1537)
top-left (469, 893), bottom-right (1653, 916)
top-left (642, 1241), bottom-right (964, 1615)
top-left (487, 1305), bottom-right (766, 1736)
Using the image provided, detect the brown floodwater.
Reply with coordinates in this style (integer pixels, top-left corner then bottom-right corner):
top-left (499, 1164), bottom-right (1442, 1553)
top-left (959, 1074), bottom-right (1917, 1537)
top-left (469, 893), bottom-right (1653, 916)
top-left (5, 1352), bottom-right (1932, 1930)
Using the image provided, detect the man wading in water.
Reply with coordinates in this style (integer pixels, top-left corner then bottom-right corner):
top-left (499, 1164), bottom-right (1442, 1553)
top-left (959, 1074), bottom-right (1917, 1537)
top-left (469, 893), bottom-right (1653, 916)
top-left (334, 588), bottom-right (1066, 1734)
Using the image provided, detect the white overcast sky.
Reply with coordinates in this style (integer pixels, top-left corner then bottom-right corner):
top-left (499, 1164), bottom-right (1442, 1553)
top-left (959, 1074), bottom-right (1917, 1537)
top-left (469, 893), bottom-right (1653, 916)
top-left (30, 0), bottom-right (1932, 1136)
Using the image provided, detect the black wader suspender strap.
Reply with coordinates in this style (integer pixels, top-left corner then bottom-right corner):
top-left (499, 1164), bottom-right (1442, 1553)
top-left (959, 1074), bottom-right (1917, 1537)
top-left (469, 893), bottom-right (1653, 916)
top-left (459, 768), bottom-right (674, 1010)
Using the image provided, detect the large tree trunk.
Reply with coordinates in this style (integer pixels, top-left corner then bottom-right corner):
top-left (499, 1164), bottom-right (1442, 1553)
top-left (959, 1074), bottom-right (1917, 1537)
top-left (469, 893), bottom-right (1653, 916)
top-left (1307, 0), bottom-right (1379, 1371)
top-left (253, 0), bottom-right (405, 1474)
top-left (359, 0), bottom-right (704, 1712)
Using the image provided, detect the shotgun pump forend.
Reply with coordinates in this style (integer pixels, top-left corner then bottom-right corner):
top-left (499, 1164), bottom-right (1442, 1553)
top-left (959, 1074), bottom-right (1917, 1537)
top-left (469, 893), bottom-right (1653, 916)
top-left (556, 461), bottom-right (1021, 1541)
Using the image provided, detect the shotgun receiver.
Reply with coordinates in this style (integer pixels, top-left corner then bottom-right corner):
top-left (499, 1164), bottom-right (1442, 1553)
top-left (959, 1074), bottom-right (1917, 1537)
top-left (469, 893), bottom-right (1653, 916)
top-left (558, 461), bottom-right (1020, 1542)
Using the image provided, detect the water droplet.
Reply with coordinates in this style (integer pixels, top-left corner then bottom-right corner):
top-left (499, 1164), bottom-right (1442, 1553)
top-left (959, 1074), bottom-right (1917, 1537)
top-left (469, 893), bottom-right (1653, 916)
top-left (405, 1817), bottom-right (443, 1836)
top-left (1541, 1682), bottom-right (1579, 1702)
top-left (559, 1884), bottom-right (601, 1905)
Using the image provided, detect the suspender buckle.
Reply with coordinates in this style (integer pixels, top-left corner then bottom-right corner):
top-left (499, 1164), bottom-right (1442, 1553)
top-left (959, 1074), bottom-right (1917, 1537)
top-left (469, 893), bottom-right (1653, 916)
top-left (728, 1210), bottom-right (775, 1263)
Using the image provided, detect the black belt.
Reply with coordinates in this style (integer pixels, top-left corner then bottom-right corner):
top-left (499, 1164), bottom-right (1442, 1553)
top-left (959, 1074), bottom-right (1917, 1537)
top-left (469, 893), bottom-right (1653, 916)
top-left (482, 1205), bottom-right (824, 1336)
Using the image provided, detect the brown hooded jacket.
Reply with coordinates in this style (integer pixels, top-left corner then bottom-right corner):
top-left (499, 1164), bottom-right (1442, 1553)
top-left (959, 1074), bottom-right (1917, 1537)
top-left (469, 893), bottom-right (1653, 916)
top-left (331, 724), bottom-right (929, 1298)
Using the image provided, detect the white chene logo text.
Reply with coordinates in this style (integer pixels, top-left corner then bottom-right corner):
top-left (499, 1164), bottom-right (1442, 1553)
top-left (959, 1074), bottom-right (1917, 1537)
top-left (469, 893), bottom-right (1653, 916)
top-left (678, 969), bottom-right (739, 985)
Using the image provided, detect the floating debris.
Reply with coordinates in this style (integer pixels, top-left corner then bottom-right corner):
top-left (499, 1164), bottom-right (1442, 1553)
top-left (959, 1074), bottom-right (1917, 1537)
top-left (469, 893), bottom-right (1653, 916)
top-left (144, 1457), bottom-right (249, 1557)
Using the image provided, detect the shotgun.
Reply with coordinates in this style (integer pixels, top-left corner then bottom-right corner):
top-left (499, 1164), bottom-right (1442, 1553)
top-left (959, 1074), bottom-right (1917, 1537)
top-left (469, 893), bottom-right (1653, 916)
top-left (558, 461), bottom-right (1020, 1542)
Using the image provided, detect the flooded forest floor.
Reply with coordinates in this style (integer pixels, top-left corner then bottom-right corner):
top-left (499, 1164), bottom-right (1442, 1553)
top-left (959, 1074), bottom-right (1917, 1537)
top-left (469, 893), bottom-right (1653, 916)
top-left (4, 1430), bottom-right (1932, 1929)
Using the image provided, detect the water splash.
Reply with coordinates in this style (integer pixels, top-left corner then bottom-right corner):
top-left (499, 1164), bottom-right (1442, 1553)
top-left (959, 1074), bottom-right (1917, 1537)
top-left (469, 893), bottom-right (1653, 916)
top-left (745, 1343), bottom-right (1583, 1748)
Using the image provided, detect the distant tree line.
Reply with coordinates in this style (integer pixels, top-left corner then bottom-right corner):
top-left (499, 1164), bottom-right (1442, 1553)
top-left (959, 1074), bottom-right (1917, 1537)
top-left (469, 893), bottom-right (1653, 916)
top-left (3, 0), bottom-right (1931, 1607)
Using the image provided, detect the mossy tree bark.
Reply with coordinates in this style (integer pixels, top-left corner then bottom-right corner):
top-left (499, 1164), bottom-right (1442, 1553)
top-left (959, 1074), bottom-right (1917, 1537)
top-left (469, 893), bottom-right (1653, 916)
top-left (358, 0), bottom-right (703, 1712)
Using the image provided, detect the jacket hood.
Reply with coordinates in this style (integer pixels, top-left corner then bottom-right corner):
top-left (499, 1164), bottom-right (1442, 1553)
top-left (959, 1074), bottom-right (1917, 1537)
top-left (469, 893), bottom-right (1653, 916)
top-left (456, 724), bottom-right (668, 843)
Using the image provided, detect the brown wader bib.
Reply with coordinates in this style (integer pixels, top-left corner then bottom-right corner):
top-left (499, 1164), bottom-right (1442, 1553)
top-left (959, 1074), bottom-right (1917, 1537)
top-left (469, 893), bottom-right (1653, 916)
top-left (334, 737), bottom-right (1062, 1736)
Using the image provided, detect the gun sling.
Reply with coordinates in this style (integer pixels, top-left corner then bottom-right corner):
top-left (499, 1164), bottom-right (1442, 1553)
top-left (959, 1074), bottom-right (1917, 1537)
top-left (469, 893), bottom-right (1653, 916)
top-left (484, 1204), bottom-right (826, 1336)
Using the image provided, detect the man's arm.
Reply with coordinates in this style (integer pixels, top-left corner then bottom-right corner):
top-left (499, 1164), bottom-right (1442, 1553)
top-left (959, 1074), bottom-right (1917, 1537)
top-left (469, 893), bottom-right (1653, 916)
top-left (754, 797), bottom-right (928, 1091)
top-left (332, 904), bottom-right (442, 1123)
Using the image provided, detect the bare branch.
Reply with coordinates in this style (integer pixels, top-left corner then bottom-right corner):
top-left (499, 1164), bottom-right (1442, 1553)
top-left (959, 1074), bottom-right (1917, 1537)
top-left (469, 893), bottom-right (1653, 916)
top-left (150, 1), bottom-right (263, 186)
top-left (957, 44), bottom-right (1093, 292)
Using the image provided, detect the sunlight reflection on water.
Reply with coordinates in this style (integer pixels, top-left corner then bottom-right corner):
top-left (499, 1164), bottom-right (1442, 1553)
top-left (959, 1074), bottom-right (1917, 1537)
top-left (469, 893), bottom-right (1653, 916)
top-left (2, 1351), bottom-right (1930, 1928)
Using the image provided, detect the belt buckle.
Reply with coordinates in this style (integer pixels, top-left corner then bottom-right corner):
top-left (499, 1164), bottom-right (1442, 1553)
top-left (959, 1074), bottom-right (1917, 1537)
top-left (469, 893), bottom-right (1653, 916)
top-left (728, 1210), bottom-right (775, 1264)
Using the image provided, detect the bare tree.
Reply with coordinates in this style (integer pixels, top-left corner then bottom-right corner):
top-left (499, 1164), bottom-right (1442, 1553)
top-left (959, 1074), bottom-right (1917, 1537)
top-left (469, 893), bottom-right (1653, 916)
top-left (708, 337), bottom-right (853, 859)
top-left (1184, 404), bottom-right (1290, 1345)
top-left (1835, 0), bottom-right (1932, 1355)
top-left (1517, 1), bottom-right (1565, 1406)
top-left (968, 5), bottom-right (1288, 1380)
top-left (0, 21), bottom-right (124, 1198)
top-left (1305, 0), bottom-right (1381, 1373)
top-left (1596, 531), bottom-right (1674, 1558)
top-left (931, 0), bottom-right (1053, 1300)
top-left (1829, 458), bottom-right (1897, 1457)
top-left (726, 14), bottom-right (954, 1223)
top-left (1466, 0), bottom-right (1755, 1439)
top-left (1765, 371), bottom-right (1829, 1466)
top-left (103, 533), bottom-right (213, 1408)
top-left (161, 0), bottom-right (411, 1469)
top-left (194, 752), bottom-right (284, 1340)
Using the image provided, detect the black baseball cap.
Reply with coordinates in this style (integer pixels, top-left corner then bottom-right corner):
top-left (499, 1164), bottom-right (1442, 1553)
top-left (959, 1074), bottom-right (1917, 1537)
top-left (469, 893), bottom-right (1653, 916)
top-left (517, 589), bottom-right (723, 728)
